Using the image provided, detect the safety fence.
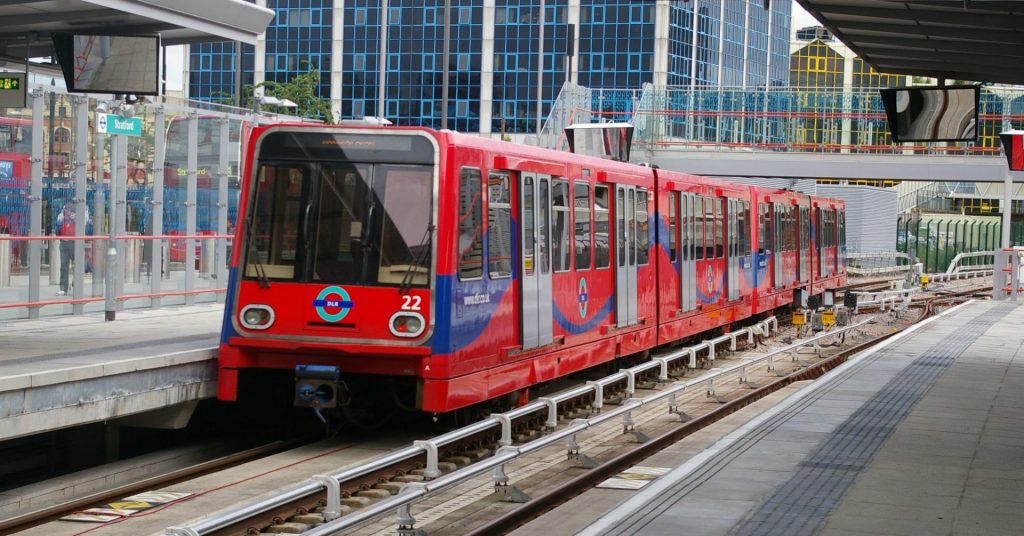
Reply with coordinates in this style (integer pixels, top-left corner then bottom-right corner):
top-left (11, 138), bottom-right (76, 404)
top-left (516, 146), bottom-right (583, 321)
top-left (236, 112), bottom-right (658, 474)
top-left (0, 83), bottom-right (308, 320)
top-left (895, 216), bottom-right (1023, 275)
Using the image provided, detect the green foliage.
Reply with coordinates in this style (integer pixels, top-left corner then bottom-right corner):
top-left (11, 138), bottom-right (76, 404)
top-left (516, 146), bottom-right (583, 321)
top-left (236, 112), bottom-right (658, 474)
top-left (212, 69), bottom-right (334, 123)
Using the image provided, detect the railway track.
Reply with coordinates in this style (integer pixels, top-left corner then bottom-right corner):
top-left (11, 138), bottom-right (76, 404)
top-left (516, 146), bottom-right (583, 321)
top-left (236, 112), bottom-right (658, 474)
top-left (10, 294), bottom-right (984, 536)
top-left (0, 440), bottom-right (305, 535)
top-left (146, 309), bottom-right (942, 536)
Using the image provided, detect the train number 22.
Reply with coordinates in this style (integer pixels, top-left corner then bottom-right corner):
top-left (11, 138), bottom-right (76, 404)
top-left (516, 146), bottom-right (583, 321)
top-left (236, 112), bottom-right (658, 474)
top-left (401, 295), bottom-right (422, 311)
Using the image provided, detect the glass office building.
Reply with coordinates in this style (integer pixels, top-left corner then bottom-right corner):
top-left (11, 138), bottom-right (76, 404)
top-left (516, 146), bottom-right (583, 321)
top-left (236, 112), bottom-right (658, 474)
top-left (187, 0), bottom-right (792, 134)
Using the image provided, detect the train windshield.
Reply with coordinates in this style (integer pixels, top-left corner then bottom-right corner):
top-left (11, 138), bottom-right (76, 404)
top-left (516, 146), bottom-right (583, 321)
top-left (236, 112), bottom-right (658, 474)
top-left (244, 161), bottom-right (433, 288)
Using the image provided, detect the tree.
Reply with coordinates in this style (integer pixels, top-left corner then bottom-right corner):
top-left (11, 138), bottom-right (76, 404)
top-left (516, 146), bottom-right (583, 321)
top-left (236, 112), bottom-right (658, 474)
top-left (213, 69), bottom-right (334, 123)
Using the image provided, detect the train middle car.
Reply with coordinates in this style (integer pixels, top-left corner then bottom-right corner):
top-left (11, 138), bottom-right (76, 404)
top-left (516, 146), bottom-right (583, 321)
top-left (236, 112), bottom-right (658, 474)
top-left (217, 125), bottom-right (847, 416)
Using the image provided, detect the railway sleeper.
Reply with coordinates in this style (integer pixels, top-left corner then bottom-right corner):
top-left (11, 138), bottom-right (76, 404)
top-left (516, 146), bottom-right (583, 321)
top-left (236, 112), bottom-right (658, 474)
top-left (266, 521), bottom-right (314, 534)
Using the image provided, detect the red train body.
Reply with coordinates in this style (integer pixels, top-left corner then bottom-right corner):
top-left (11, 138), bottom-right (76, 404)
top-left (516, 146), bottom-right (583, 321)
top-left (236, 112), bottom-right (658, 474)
top-left (217, 125), bottom-right (847, 415)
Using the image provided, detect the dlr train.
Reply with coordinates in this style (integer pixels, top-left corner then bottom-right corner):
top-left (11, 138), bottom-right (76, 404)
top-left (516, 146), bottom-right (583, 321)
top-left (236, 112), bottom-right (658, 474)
top-left (217, 124), bottom-right (847, 424)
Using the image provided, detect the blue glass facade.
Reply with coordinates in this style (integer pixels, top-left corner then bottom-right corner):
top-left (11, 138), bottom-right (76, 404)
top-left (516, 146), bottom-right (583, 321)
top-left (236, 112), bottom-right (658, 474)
top-left (189, 42), bottom-right (255, 104)
top-left (264, 0), bottom-right (332, 99)
top-left (493, 1), bottom-right (569, 134)
top-left (188, 0), bottom-right (791, 133)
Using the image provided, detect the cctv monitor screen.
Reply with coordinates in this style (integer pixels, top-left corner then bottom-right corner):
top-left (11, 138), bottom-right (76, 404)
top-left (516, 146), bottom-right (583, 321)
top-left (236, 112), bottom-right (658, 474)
top-left (52, 34), bottom-right (160, 95)
top-left (880, 86), bottom-right (978, 143)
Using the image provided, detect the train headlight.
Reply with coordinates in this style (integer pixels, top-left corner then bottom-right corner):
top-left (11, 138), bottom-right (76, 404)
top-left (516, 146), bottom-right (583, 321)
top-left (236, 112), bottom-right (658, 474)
top-left (389, 312), bottom-right (426, 338)
top-left (240, 304), bottom-right (275, 330)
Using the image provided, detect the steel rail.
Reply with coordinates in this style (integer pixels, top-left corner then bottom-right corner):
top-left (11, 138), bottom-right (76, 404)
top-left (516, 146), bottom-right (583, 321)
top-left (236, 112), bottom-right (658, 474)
top-left (164, 317), bottom-right (777, 536)
top-left (202, 317), bottom-right (869, 536)
top-left (461, 323), bottom-right (912, 536)
top-left (0, 440), bottom-right (294, 534)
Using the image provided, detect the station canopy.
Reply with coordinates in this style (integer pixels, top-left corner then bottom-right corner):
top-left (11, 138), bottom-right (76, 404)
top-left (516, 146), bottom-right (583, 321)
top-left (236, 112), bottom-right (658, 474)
top-left (796, 0), bottom-right (1024, 86)
top-left (0, 0), bottom-right (274, 61)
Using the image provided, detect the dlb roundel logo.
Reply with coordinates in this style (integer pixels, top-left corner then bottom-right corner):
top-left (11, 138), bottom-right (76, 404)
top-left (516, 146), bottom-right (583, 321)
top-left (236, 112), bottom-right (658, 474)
top-left (313, 286), bottom-right (354, 322)
top-left (578, 277), bottom-right (589, 319)
top-left (705, 265), bottom-right (715, 295)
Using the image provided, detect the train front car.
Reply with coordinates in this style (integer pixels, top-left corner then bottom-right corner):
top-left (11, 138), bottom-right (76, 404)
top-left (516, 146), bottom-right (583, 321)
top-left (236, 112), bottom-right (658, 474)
top-left (218, 125), bottom-right (440, 423)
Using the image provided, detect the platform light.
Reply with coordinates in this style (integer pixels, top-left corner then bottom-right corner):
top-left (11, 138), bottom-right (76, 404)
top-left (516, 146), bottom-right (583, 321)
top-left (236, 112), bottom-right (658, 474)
top-left (240, 304), bottom-right (275, 330)
top-left (389, 312), bottom-right (425, 338)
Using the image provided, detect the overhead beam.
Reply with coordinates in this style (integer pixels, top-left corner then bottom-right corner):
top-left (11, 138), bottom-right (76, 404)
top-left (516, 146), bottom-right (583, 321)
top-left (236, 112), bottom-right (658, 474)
top-left (815, 4), bottom-right (1024, 28)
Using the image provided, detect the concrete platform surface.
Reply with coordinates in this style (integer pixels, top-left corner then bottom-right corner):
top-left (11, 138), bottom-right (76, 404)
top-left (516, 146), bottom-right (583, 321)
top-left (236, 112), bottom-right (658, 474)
top-left (515, 300), bottom-right (1024, 536)
top-left (0, 304), bottom-right (224, 441)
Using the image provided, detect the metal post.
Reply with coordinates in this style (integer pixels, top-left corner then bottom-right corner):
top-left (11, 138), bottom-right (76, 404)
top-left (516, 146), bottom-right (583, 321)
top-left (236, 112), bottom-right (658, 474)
top-left (378, 0), bottom-right (388, 120)
top-left (29, 88), bottom-right (43, 317)
top-left (1003, 171), bottom-right (1012, 248)
top-left (923, 222), bottom-right (931, 272)
top-left (185, 113), bottom-right (198, 304)
top-left (943, 220), bottom-right (951, 271)
top-left (441, 0), bottom-right (450, 130)
top-left (535, 0), bottom-right (546, 136)
top-left (93, 108), bottom-right (105, 298)
top-left (73, 95), bottom-right (88, 314)
top-left (151, 106), bottom-right (165, 308)
top-left (105, 132), bottom-right (120, 321)
top-left (114, 134), bottom-right (128, 301)
top-left (216, 117), bottom-right (229, 296)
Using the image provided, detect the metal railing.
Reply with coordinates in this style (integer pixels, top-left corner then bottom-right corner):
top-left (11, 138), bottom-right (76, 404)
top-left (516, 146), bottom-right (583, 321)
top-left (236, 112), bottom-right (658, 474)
top-left (166, 315), bottom-right (887, 536)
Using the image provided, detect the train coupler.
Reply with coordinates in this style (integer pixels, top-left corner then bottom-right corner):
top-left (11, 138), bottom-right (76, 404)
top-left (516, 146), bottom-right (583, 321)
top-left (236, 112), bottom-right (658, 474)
top-left (294, 365), bottom-right (341, 409)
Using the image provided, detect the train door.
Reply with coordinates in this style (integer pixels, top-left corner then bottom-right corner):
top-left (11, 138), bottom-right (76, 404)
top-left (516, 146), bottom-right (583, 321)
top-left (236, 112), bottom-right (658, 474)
top-left (520, 173), bottom-right (553, 350)
top-left (772, 203), bottom-right (782, 289)
top-left (800, 206), bottom-right (809, 283)
top-left (727, 198), bottom-right (740, 301)
top-left (680, 193), bottom-right (697, 312)
top-left (615, 184), bottom-right (638, 327)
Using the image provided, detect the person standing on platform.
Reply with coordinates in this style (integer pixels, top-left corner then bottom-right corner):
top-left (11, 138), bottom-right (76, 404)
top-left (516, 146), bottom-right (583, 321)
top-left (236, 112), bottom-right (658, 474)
top-left (54, 202), bottom-right (91, 296)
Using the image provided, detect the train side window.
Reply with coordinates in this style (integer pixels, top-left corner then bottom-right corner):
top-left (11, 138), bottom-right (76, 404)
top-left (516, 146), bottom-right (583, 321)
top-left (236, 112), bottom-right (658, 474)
top-left (636, 188), bottom-right (649, 265)
top-left (617, 188), bottom-right (626, 267)
top-left (839, 210), bottom-right (846, 248)
top-left (458, 167), bottom-right (483, 281)
top-left (627, 189), bottom-right (636, 266)
top-left (742, 201), bottom-right (750, 256)
top-left (668, 192), bottom-right (677, 262)
top-left (735, 200), bottom-right (743, 257)
top-left (704, 195), bottom-right (712, 259)
top-left (540, 178), bottom-right (551, 274)
top-left (594, 185), bottom-right (610, 269)
top-left (757, 202), bottom-right (766, 254)
top-left (552, 179), bottom-right (571, 272)
top-left (683, 194), bottom-right (692, 261)
top-left (694, 195), bottom-right (704, 260)
top-left (714, 197), bottom-right (724, 258)
top-left (574, 181), bottom-right (591, 270)
top-left (487, 172), bottom-right (513, 279)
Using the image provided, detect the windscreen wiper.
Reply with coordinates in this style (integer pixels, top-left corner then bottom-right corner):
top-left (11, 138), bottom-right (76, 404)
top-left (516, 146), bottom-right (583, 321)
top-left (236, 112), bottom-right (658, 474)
top-left (245, 217), bottom-right (271, 288)
top-left (399, 224), bottom-right (434, 295)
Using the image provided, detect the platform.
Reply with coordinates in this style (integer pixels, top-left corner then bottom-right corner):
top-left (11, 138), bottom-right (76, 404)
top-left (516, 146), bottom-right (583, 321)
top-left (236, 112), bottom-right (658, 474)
top-left (0, 305), bottom-right (223, 442)
top-left (515, 299), bottom-right (1024, 536)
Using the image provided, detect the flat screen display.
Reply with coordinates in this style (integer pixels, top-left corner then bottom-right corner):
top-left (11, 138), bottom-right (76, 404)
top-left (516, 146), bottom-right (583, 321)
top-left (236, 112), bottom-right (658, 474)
top-left (880, 86), bottom-right (979, 143)
top-left (52, 34), bottom-right (160, 95)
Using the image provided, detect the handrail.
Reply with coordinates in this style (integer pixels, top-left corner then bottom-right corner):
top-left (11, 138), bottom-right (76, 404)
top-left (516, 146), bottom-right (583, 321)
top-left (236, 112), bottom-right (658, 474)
top-left (289, 316), bottom-right (870, 536)
top-left (164, 314), bottom-right (883, 536)
top-left (944, 251), bottom-right (995, 274)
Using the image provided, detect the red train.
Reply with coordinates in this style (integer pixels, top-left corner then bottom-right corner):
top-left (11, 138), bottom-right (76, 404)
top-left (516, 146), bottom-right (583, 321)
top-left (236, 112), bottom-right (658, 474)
top-left (217, 124), bottom-right (846, 422)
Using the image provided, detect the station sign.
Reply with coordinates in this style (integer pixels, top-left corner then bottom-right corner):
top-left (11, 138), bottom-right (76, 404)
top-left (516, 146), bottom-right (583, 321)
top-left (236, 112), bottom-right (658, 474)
top-left (96, 113), bottom-right (142, 137)
top-left (0, 73), bottom-right (26, 108)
